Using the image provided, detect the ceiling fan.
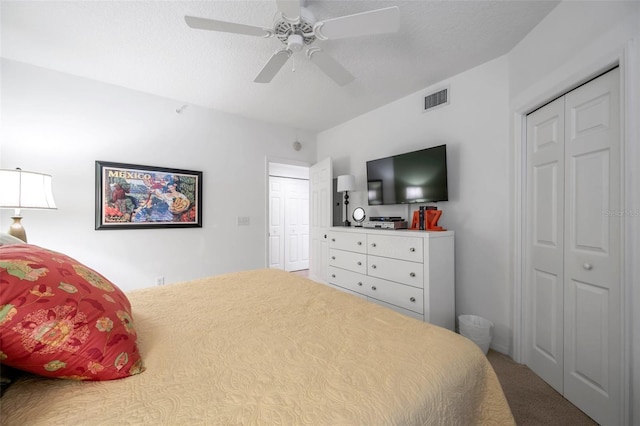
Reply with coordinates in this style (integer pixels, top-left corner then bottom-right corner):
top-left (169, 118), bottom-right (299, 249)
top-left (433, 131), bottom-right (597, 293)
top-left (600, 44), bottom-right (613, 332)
top-left (184, 0), bottom-right (400, 86)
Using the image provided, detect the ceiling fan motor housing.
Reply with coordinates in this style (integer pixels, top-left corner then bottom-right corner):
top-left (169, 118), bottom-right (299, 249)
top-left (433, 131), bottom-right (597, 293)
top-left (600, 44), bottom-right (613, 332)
top-left (274, 7), bottom-right (316, 47)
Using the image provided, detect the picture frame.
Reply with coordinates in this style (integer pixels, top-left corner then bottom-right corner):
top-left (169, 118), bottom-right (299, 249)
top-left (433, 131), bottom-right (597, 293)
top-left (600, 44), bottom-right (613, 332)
top-left (95, 161), bottom-right (202, 230)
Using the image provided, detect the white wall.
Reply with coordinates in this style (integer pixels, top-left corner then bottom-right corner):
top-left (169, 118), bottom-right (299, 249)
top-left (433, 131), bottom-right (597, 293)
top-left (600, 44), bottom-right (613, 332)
top-left (509, 1), bottom-right (640, 105)
top-left (0, 59), bottom-right (317, 291)
top-left (317, 56), bottom-right (512, 353)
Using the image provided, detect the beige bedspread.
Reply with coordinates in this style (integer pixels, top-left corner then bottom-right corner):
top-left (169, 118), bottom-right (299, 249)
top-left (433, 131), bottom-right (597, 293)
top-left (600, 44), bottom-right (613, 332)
top-left (1, 269), bottom-right (514, 425)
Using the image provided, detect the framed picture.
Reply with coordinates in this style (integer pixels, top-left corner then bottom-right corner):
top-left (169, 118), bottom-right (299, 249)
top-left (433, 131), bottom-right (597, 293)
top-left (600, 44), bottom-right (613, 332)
top-left (95, 161), bottom-right (202, 230)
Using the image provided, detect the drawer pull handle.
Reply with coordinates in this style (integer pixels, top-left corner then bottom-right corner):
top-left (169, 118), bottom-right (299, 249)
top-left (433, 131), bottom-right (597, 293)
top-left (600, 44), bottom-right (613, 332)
top-left (357, 261), bottom-right (362, 266)
top-left (358, 282), bottom-right (363, 286)
top-left (357, 241), bottom-right (362, 245)
top-left (371, 243), bottom-right (377, 248)
top-left (371, 286), bottom-right (377, 291)
top-left (371, 265), bottom-right (377, 269)
top-left (410, 272), bottom-right (416, 277)
top-left (331, 274), bottom-right (336, 278)
top-left (331, 256), bottom-right (336, 260)
top-left (410, 247), bottom-right (415, 252)
top-left (410, 297), bottom-right (416, 302)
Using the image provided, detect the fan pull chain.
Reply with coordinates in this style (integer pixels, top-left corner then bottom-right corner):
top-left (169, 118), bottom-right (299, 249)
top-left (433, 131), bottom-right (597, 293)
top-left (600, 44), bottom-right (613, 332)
top-left (292, 54), bottom-right (296, 72)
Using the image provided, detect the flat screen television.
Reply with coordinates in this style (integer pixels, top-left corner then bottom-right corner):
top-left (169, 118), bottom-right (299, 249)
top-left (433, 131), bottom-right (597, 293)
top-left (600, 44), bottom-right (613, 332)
top-left (366, 144), bottom-right (448, 205)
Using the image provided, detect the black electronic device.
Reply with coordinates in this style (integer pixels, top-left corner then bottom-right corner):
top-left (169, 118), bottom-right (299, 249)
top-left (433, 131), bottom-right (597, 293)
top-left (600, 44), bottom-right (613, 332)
top-left (362, 221), bottom-right (408, 229)
top-left (366, 144), bottom-right (448, 205)
top-left (369, 216), bottom-right (403, 222)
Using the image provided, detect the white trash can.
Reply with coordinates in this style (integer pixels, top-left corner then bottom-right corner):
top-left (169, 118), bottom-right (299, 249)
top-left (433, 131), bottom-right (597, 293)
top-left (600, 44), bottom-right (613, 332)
top-left (458, 314), bottom-right (493, 355)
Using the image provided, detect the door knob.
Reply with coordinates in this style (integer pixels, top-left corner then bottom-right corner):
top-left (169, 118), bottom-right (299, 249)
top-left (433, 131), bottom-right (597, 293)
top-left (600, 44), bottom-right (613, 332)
top-left (583, 263), bottom-right (593, 271)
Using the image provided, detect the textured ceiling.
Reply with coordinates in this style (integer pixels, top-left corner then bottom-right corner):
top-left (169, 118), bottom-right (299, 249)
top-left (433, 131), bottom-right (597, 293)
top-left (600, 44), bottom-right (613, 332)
top-left (1, 0), bottom-right (558, 132)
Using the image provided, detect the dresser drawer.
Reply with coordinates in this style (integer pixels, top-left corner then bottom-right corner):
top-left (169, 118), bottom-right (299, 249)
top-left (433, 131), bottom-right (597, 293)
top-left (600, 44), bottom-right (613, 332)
top-left (329, 249), bottom-right (367, 274)
top-left (328, 231), bottom-right (367, 253)
top-left (367, 255), bottom-right (423, 288)
top-left (367, 234), bottom-right (423, 262)
top-left (365, 276), bottom-right (424, 314)
top-left (328, 266), bottom-right (367, 295)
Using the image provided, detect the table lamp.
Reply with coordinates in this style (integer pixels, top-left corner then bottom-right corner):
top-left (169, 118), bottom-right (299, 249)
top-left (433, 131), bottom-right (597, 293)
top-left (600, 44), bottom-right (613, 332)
top-left (0, 168), bottom-right (57, 242)
top-left (337, 174), bottom-right (355, 227)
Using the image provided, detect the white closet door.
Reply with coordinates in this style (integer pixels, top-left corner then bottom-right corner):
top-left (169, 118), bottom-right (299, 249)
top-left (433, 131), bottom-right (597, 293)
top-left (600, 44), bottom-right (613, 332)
top-left (525, 68), bottom-right (621, 425)
top-left (526, 96), bottom-right (565, 393)
top-left (268, 177), bottom-right (285, 270)
top-left (563, 68), bottom-right (621, 425)
top-left (285, 179), bottom-right (310, 271)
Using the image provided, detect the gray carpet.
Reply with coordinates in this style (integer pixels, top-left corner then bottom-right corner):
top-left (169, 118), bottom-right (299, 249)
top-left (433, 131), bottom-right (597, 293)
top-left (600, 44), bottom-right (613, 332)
top-left (487, 350), bottom-right (598, 425)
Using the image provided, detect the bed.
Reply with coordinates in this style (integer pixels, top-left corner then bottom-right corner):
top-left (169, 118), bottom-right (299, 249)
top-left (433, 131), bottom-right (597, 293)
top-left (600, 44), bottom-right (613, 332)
top-left (1, 248), bottom-right (514, 425)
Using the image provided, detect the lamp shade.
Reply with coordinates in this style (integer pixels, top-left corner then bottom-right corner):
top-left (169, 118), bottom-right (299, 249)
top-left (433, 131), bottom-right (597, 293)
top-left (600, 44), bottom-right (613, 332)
top-left (337, 174), bottom-right (356, 192)
top-left (0, 169), bottom-right (57, 210)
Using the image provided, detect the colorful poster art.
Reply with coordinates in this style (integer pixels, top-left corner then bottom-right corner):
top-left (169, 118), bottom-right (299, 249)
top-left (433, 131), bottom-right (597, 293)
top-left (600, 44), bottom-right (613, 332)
top-left (95, 162), bottom-right (202, 229)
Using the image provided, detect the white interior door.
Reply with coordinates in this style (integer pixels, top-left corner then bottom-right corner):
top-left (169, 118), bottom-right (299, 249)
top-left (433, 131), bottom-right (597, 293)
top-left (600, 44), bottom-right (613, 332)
top-left (285, 178), bottom-right (310, 271)
top-left (525, 68), bottom-right (622, 425)
top-left (309, 157), bottom-right (332, 283)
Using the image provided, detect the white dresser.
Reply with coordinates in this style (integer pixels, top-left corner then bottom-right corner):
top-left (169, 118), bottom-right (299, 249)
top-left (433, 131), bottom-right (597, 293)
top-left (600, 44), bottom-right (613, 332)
top-left (326, 227), bottom-right (455, 330)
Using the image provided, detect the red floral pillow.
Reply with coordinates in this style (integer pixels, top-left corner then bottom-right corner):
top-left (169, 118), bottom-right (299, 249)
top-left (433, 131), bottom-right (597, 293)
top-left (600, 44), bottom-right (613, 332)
top-left (0, 244), bottom-right (144, 380)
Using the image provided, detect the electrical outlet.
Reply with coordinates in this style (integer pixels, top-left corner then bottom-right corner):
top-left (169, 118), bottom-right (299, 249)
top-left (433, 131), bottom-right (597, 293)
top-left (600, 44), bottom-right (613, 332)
top-left (155, 276), bottom-right (165, 286)
top-left (237, 216), bottom-right (250, 226)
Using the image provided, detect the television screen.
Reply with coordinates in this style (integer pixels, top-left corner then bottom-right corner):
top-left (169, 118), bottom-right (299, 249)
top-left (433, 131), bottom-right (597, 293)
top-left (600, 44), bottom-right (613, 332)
top-left (367, 144), bottom-right (448, 205)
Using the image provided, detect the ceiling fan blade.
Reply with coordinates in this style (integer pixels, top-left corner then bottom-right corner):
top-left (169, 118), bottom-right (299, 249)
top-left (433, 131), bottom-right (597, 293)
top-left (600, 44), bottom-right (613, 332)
top-left (306, 48), bottom-right (354, 86)
top-left (313, 6), bottom-right (400, 40)
top-left (276, 0), bottom-right (301, 22)
top-left (185, 15), bottom-right (272, 37)
top-left (254, 49), bottom-right (292, 83)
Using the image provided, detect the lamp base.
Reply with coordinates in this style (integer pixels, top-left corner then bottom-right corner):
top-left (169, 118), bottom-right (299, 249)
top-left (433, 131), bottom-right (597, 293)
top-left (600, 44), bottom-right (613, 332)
top-left (8, 216), bottom-right (27, 242)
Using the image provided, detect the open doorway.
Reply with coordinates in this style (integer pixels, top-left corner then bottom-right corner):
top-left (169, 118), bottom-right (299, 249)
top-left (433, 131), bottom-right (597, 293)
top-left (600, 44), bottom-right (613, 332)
top-left (268, 162), bottom-right (310, 272)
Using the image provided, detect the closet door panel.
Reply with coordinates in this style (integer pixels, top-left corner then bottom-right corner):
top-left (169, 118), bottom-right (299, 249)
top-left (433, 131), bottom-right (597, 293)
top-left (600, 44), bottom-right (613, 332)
top-left (563, 68), bottom-right (621, 426)
top-left (525, 97), bottom-right (565, 393)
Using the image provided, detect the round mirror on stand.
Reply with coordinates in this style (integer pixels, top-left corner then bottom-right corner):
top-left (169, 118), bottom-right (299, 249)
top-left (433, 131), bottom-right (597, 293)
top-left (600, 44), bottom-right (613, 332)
top-left (352, 207), bottom-right (366, 227)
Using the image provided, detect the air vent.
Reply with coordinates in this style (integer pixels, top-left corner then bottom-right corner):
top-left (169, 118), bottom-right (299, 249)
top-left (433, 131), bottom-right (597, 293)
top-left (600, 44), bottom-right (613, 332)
top-left (423, 87), bottom-right (449, 112)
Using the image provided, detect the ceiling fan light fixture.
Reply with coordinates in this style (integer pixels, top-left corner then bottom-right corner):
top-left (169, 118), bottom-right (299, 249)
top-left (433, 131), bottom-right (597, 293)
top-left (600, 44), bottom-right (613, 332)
top-left (287, 34), bottom-right (304, 52)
